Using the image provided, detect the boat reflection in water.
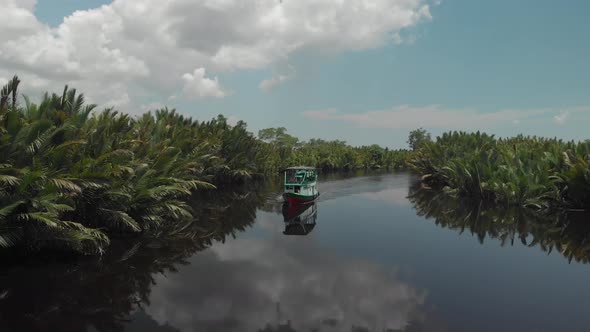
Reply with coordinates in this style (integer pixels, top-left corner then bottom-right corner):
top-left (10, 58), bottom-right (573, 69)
top-left (281, 202), bottom-right (318, 236)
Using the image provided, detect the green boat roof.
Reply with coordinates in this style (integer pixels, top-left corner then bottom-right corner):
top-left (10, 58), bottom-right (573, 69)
top-left (284, 166), bottom-right (317, 170)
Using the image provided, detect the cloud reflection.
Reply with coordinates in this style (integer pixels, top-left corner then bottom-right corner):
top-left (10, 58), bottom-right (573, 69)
top-left (145, 236), bottom-right (427, 331)
top-left (360, 188), bottom-right (411, 206)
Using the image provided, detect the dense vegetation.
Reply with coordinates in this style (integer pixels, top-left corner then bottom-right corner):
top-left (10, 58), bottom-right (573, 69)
top-left (408, 131), bottom-right (590, 210)
top-left (257, 127), bottom-right (408, 171)
top-left (0, 76), bottom-right (407, 255)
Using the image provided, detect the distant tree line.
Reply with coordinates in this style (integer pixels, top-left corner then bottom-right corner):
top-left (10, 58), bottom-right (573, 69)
top-left (257, 127), bottom-right (409, 173)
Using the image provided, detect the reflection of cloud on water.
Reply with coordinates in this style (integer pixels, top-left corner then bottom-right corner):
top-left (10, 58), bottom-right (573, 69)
top-left (359, 188), bottom-right (411, 206)
top-left (315, 173), bottom-right (416, 204)
top-left (145, 236), bottom-right (427, 331)
top-left (251, 211), bottom-right (282, 232)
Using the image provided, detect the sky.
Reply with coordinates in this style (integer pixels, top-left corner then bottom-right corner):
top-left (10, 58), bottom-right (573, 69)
top-left (2, 0), bottom-right (590, 149)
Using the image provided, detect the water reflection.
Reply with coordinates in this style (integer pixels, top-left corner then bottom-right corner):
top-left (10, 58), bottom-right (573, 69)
top-left (408, 183), bottom-right (590, 264)
top-left (0, 179), bottom-right (434, 332)
top-left (0, 187), bottom-right (267, 332)
top-left (316, 173), bottom-right (411, 203)
top-left (282, 203), bottom-right (317, 236)
top-left (9, 172), bottom-right (590, 332)
top-left (143, 229), bottom-right (428, 332)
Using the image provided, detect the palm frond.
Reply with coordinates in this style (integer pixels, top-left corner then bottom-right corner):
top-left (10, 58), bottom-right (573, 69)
top-left (98, 208), bottom-right (141, 232)
top-left (49, 178), bottom-right (82, 194)
top-left (0, 175), bottom-right (20, 187)
top-left (0, 200), bottom-right (25, 220)
top-left (0, 227), bottom-right (24, 248)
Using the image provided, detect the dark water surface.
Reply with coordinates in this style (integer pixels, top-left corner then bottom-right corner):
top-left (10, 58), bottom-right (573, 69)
top-left (2, 172), bottom-right (590, 332)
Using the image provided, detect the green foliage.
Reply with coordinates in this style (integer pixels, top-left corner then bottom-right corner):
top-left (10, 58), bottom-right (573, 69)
top-left (0, 78), bottom-right (244, 255)
top-left (257, 130), bottom-right (409, 173)
top-left (407, 127), bottom-right (432, 151)
top-left (408, 131), bottom-right (590, 210)
top-left (0, 76), bottom-right (408, 255)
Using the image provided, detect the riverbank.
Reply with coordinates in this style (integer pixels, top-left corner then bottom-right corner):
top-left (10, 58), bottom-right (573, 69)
top-left (407, 131), bottom-right (590, 211)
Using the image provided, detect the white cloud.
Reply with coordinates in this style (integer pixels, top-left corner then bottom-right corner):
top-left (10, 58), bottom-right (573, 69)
top-left (0, 0), bottom-right (434, 110)
top-left (554, 111), bottom-right (570, 125)
top-left (0, 1), bottom-right (41, 41)
top-left (139, 102), bottom-right (166, 113)
top-left (181, 68), bottom-right (227, 99)
top-left (5, 0), bottom-right (36, 11)
top-left (260, 66), bottom-right (296, 91)
top-left (303, 105), bottom-right (590, 130)
top-left (260, 73), bottom-right (291, 91)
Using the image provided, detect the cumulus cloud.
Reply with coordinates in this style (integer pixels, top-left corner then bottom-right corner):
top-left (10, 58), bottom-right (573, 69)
top-left (181, 68), bottom-right (227, 99)
top-left (0, 0), bottom-right (434, 110)
top-left (303, 106), bottom-right (590, 130)
top-left (1, 0), bottom-right (41, 40)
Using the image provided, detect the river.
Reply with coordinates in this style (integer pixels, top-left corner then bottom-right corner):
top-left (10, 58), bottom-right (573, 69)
top-left (1, 172), bottom-right (590, 331)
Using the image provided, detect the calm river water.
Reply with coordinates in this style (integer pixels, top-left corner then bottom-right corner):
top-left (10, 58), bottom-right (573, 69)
top-left (2, 172), bottom-right (590, 332)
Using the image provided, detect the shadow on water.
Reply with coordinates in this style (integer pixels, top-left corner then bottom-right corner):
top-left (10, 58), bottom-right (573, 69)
top-left (408, 182), bottom-right (590, 264)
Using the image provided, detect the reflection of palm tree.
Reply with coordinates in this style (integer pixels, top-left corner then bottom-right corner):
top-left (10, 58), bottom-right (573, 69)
top-left (408, 184), bottom-right (590, 263)
top-left (0, 188), bottom-right (271, 332)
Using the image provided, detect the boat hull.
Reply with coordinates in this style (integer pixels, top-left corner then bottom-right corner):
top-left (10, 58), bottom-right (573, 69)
top-left (283, 192), bottom-right (319, 204)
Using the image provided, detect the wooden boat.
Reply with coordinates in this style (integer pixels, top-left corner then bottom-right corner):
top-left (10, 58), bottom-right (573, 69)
top-left (282, 166), bottom-right (319, 204)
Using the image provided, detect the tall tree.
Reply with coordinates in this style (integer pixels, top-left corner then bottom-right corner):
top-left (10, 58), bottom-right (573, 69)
top-left (407, 127), bottom-right (432, 151)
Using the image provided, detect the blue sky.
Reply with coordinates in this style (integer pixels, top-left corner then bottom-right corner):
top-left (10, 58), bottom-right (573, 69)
top-left (7, 0), bottom-right (590, 148)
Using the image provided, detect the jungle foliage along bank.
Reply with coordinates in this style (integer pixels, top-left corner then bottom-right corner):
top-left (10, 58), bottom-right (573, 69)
top-left (0, 77), bottom-right (408, 255)
top-left (3, 76), bottom-right (589, 257)
top-left (408, 131), bottom-right (590, 211)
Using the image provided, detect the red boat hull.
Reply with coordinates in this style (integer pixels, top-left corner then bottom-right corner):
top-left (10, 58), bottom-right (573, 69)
top-left (283, 192), bottom-right (319, 205)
